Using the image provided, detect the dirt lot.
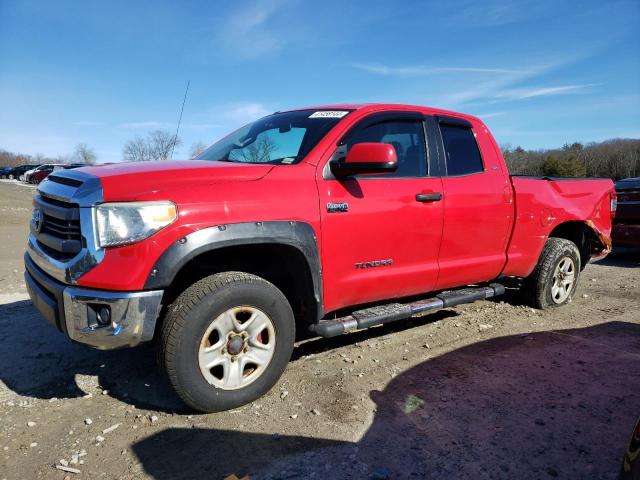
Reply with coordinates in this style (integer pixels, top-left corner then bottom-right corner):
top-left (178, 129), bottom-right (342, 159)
top-left (0, 179), bottom-right (638, 480)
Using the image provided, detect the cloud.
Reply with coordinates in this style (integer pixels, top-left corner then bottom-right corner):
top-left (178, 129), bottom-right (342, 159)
top-left (494, 84), bottom-right (600, 100)
top-left (429, 63), bottom-right (555, 107)
top-left (223, 102), bottom-right (272, 124)
top-left (352, 63), bottom-right (528, 77)
top-left (350, 62), bottom-right (563, 107)
top-left (474, 112), bottom-right (506, 119)
top-left (217, 0), bottom-right (288, 59)
top-left (351, 46), bottom-right (604, 109)
top-left (437, 0), bottom-right (553, 28)
top-left (377, 59), bottom-right (598, 108)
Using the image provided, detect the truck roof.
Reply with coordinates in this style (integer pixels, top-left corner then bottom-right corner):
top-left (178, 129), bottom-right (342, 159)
top-left (284, 103), bottom-right (482, 123)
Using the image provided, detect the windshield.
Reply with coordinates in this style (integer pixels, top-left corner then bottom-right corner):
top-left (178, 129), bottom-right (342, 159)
top-left (195, 109), bottom-right (351, 164)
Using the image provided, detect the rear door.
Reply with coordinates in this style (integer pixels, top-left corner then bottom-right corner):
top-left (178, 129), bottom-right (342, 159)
top-left (432, 115), bottom-right (513, 289)
top-left (317, 112), bottom-right (444, 313)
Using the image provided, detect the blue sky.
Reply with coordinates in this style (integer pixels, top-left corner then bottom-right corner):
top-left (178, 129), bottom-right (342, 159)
top-left (0, 0), bottom-right (639, 162)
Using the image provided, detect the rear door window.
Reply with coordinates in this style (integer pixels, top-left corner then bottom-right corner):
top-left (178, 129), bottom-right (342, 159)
top-left (439, 124), bottom-right (484, 176)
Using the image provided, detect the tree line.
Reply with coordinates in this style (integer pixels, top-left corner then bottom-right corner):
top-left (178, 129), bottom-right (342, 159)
top-left (0, 129), bottom-right (196, 167)
top-left (0, 143), bottom-right (96, 168)
top-left (122, 130), bottom-right (207, 161)
top-left (501, 138), bottom-right (640, 180)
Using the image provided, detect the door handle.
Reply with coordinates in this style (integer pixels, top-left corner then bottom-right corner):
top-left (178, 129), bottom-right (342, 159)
top-left (415, 192), bottom-right (443, 202)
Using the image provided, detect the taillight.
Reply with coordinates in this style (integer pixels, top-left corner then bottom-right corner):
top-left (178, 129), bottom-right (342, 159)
top-left (610, 191), bottom-right (617, 219)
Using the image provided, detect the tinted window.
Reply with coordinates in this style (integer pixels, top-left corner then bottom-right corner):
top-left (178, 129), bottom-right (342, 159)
top-left (346, 120), bottom-right (426, 177)
top-left (440, 125), bottom-right (483, 176)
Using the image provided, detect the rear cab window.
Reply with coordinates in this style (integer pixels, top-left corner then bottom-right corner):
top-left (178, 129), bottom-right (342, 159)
top-left (439, 123), bottom-right (484, 176)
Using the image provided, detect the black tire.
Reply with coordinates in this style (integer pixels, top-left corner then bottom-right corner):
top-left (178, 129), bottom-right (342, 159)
top-left (159, 272), bottom-right (295, 412)
top-left (525, 237), bottom-right (581, 309)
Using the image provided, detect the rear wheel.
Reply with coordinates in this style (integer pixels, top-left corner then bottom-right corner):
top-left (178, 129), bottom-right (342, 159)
top-left (525, 237), bottom-right (581, 309)
top-left (159, 272), bottom-right (295, 412)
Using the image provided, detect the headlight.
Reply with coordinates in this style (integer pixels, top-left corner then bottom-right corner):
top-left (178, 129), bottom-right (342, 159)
top-left (94, 201), bottom-right (177, 248)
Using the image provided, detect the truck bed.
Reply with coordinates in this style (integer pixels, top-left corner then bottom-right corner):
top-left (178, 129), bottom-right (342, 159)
top-left (502, 175), bottom-right (615, 277)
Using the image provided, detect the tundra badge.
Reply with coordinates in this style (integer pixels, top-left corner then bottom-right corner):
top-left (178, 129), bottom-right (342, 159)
top-left (355, 259), bottom-right (393, 269)
top-left (327, 202), bottom-right (349, 213)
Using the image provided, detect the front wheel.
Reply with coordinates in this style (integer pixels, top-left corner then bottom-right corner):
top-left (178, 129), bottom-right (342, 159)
top-left (525, 237), bottom-right (581, 309)
top-left (159, 272), bottom-right (295, 412)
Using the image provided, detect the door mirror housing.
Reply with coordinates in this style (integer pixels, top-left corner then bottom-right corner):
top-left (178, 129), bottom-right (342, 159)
top-left (330, 143), bottom-right (398, 177)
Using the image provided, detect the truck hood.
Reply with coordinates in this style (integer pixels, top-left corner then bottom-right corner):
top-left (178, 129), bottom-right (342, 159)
top-left (77, 160), bottom-right (274, 201)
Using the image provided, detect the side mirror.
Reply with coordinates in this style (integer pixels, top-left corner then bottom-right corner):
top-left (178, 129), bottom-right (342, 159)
top-left (330, 143), bottom-right (398, 177)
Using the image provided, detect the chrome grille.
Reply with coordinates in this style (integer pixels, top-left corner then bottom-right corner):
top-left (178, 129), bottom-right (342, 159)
top-left (42, 213), bottom-right (81, 238)
top-left (27, 169), bottom-right (103, 285)
top-left (33, 194), bottom-right (82, 261)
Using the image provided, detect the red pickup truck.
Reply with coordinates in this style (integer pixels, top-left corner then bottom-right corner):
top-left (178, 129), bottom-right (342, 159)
top-left (24, 104), bottom-right (616, 412)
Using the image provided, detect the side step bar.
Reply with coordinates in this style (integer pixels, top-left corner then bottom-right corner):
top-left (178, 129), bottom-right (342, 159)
top-left (310, 283), bottom-right (505, 338)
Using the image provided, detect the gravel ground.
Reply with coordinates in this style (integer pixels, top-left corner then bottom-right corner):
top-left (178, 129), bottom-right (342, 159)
top-left (0, 179), bottom-right (638, 480)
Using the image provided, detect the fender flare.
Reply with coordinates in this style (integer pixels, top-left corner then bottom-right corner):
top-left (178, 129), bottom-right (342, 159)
top-left (144, 221), bottom-right (323, 318)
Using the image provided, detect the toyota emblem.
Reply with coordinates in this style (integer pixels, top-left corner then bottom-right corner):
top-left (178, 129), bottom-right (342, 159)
top-left (31, 208), bottom-right (43, 233)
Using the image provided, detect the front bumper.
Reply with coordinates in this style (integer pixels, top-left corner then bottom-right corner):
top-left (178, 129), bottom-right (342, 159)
top-left (25, 253), bottom-right (163, 350)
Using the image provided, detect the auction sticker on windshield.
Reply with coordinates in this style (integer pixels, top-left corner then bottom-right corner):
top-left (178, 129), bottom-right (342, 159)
top-left (309, 111), bottom-right (349, 118)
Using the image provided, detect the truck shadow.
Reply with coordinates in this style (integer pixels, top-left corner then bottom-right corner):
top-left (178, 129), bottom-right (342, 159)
top-left (0, 298), bottom-right (184, 411)
top-left (130, 321), bottom-right (640, 479)
top-left (0, 298), bottom-right (455, 412)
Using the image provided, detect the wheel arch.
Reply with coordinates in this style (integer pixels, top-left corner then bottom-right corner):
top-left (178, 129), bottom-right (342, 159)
top-left (548, 220), bottom-right (610, 270)
top-left (146, 221), bottom-right (322, 336)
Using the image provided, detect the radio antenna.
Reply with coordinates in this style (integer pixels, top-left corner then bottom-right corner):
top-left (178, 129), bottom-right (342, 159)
top-left (170, 79), bottom-right (190, 160)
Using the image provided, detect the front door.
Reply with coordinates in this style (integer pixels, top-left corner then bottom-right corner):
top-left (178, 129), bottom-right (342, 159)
top-left (317, 113), bottom-right (444, 313)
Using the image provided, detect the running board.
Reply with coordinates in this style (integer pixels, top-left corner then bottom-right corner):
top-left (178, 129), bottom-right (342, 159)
top-left (310, 283), bottom-right (505, 338)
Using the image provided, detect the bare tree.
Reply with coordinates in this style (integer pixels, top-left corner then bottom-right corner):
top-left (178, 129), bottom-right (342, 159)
top-left (190, 141), bottom-right (208, 158)
top-left (123, 136), bottom-right (152, 162)
top-left (123, 130), bottom-right (181, 162)
top-left (74, 143), bottom-right (96, 164)
top-left (230, 135), bottom-right (277, 163)
top-left (148, 130), bottom-right (181, 161)
top-left (56, 154), bottom-right (74, 164)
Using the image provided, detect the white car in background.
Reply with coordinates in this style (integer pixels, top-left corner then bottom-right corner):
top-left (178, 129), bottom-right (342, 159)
top-left (20, 166), bottom-right (39, 182)
top-left (22, 164), bottom-right (62, 183)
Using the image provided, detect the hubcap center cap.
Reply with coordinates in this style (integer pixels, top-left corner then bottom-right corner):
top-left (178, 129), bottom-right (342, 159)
top-left (226, 335), bottom-right (245, 356)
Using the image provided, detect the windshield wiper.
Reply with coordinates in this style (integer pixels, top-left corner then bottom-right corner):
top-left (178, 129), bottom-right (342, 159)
top-left (215, 158), bottom-right (241, 163)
